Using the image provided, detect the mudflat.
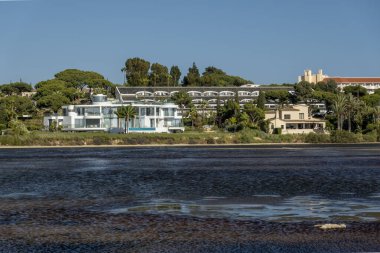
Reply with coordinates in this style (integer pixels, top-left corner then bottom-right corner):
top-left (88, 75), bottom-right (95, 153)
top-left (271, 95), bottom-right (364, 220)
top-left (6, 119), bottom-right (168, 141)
top-left (1, 144), bottom-right (379, 252)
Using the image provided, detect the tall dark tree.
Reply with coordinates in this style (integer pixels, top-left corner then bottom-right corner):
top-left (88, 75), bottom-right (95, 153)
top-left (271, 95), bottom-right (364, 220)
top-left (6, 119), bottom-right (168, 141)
top-left (36, 94), bottom-right (70, 113)
top-left (295, 81), bottom-right (314, 102)
top-left (123, 58), bottom-right (150, 86)
top-left (149, 63), bottom-right (169, 86)
top-left (343, 85), bottom-right (368, 97)
top-left (243, 103), bottom-right (266, 131)
top-left (170, 66), bottom-right (181, 86)
top-left (34, 79), bottom-right (78, 102)
top-left (265, 90), bottom-right (290, 106)
top-left (0, 85), bottom-right (16, 96)
top-left (0, 96), bottom-right (36, 128)
top-left (183, 62), bottom-right (200, 86)
top-left (0, 82), bottom-right (32, 95)
top-left (200, 66), bottom-right (251, 87)
top-left (256, 91), bottom-right (266, 109)
top-left (315, 79), bottom-right (338, 93)
top-left (203, 66), bottom-right (226, 75)
top-left (221, 99), bottom-right (240, 124)
top-left (55, 69), bottom-right (104, 91)
top-left (87, 79), bottom-right (115, 95)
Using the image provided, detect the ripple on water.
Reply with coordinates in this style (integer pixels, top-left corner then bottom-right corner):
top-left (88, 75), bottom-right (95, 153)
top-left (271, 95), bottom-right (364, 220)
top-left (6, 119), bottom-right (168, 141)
top-left (0, 192), bottom-right (41, 199)
top-left (106, 195), bottom-right (380, 222)
top-left (73, 158), bottom-right (112, 172)
top-left (369, 192), bottom-right (380, 198)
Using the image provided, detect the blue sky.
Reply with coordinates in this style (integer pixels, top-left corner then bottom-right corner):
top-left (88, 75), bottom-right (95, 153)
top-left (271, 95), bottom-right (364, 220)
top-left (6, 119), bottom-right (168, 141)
top-left (1, 0), bottom-right (379, 85)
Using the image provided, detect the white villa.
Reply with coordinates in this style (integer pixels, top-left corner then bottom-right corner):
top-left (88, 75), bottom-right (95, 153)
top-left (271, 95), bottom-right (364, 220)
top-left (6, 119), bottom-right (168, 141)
top-left (265, 104), bottom-right (326, 134)
top-left (43, 94), bottom-right (184, 133)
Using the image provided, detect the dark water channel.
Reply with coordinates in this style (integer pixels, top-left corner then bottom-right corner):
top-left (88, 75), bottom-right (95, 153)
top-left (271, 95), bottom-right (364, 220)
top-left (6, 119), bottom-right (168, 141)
top-left (0, 144), bottom-right (380, 252)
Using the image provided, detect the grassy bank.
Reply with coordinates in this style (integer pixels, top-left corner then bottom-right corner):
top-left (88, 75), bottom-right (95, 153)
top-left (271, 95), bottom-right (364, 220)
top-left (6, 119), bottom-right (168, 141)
top-left (0, 129), bottom-right (379, 146)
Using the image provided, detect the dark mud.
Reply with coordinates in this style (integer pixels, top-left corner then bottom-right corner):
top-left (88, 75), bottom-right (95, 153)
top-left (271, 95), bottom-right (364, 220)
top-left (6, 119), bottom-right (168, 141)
top-left (0, 144), bottom-right (380, 252)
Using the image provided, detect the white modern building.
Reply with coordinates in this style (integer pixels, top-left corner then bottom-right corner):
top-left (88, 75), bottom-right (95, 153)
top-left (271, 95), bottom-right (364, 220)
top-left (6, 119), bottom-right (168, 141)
top-left (116, 85), bottom-right (293, 111)
top-left (44, 94), bottom-right (184, 133)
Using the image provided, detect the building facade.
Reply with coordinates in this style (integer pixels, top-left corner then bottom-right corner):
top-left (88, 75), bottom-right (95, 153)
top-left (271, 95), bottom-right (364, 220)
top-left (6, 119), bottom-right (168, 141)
top-left (116, 85), bottom-right (293, 110)
top-left (298, 69), bottom-right (380, 94)
top-left (324, 77), bottom-right (380, 94)
top-left (265, 105), bottom-right (326, 134)
top-left (298, 69), bottom-right (328, 83)
top-left (44, 94), bottom-right (184, 133)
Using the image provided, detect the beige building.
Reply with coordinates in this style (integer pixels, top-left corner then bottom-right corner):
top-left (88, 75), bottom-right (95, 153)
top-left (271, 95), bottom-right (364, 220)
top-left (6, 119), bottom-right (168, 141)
top-left (298, 69), bottom-right (380, 94)
top-left (265, 105), bottom-right (326, 134)
top-left (298, 69), bottom-right (328, 84)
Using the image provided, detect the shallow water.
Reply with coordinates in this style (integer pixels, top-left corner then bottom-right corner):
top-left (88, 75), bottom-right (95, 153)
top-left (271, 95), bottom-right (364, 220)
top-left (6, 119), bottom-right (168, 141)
top-left (1, 144), bottom-right (380, 252)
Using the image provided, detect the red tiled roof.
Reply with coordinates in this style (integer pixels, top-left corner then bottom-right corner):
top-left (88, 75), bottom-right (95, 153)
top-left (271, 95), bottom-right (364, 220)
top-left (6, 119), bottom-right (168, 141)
top-left (324, 77), bottom-right (380, 83)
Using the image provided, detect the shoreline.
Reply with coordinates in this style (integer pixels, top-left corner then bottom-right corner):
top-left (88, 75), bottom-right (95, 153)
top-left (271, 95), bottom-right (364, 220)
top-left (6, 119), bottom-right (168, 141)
top-left (1, 142), bottom-right (379, 149)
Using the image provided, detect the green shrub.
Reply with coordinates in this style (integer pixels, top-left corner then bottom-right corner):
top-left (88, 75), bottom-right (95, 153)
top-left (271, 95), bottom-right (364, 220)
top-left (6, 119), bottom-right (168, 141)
top-left (206, 137), bottom-right (216, 144)
top-left (49, 120), bottom-right (57, 132)
top-left (362, 131), bottom-right (378, 142)
top-left (9, 120), bottom-right (29, 136)
top-left (272, 128), bottom-right (282, 135)
top-left (92, 135), bottom-right (112, 145)
top-left (188, 137), bottom-right (201, 144)
top-left (278, 134), bottom-right (296, 143)
top-left (330, 130), bottom-right (362, 143)
top-left (305, 133), bottom-right (331, 143)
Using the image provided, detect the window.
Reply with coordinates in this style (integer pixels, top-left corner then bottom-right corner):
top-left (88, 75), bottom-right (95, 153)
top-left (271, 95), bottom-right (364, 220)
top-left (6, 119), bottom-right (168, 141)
top-left (86, 119), bottom-right (100, 128)
top-left (76, 107), bottom-right (85, 116)
top-left (163, 108), bottom-right (174, 116)
top-left (284, 114), bottom-right (291, 120)
top-left (146, 107), bottom-right (154, 116)
top-left (102, 107), bottom-right (114, 116)
top-left (75, 119), bottom-right (85, 128)
top-left (85, 107), bottom-right (100, 116)
top-left (299, 113), bottom-right (304, 119)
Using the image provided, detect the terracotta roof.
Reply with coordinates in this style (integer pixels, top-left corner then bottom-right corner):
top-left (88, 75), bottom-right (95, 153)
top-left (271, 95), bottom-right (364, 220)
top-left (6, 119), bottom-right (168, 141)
top-left (324, 77), bottom-right (380, 83)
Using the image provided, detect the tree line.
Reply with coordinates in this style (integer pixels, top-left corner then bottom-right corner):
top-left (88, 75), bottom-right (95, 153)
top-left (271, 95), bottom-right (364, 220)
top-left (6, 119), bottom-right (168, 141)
top-left (121, 57), bottom-right (252, 87)
top-left (1, 63), bottom-right (380, 138)
top-left (0, 69), bottom-right (116, 133)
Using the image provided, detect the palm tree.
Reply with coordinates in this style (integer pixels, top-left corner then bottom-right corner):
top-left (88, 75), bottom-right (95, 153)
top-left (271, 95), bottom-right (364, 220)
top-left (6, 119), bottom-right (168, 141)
top-left (121, 67), bottom-right (126, 84)
top-left (171, 91), bottom-right (191, 118)
top-left (199, 100), bottom-right (208, 125)
top-left (114, 106), bottom-right (137, 133)
top-left (332, 93), bottom-right (347, 130)
top-left (114, 107), bottom-right (125, 130)
top-left (372, 106), bottom-right (380, 124)
top-left (123, 105), bottom-right (137, 133)
top-left (345, 93), bottom-right (357, 132)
